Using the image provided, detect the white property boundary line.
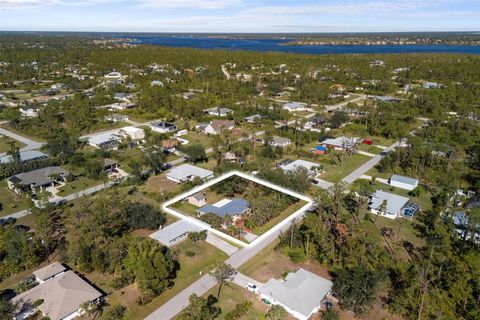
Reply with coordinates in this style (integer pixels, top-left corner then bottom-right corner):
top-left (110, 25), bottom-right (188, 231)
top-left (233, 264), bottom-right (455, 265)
top-left (162, 170), bottom-right (314, 248)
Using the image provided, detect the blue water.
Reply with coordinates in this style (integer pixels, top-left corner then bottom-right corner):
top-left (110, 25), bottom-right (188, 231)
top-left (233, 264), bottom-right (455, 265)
top-left (130, 36), bottom-right (480, 55)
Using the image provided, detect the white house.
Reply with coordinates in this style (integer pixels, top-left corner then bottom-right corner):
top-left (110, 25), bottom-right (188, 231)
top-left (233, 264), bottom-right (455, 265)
top-left (12, 263), bottom-right (102, 320)
top-left (282, 102), bottom-right (307, 112)
top-left (270, 136), bottom-right (291, 148)
top-left (119, 126), bottom-right (145, 140)
top-left (149, 220), bottom-right (205, 247)
top-left (278, 159), bottom-right (320, 176)
top-left (104, 71), bottom-right (122, 79)
top-left (389, 175), bottom-right (419, 191)
top-left (259, 268), bottom-right (332, 320)
top-left (150, 122), bottom-right (176, 133)
top-left (368, 190), bottom-right (412, 219)
top-left (20, 107), bottom-right (38, 118)
top-left (151, 80), bottom-right (164, 86)
top-left (166, 164), bottom-right (213, 183)
top-left (105, 113), bottom-right (129, 123)
top-left (206, 107), bottom-right (233, 117)
top-left (320, 136), bottom-right (359, 151)
top-left (204, 120), bottom-right (235, 135)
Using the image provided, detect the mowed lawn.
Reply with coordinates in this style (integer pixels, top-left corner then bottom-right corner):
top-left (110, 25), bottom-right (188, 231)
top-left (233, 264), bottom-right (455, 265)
top-left (0, 136), bottom-right (27, 153)
top-left (56, 176), bottom-right (102, 196)
top-left (196, 283), bottom-right (269, 320)
top-left (183, 133), bottom-right (213, 148)
top-left (320, 153), bottom-right (371, 183)
top-left (103, 241), bottom-right (228, 320)
top-left (0, 180), bottom-right (31, 217)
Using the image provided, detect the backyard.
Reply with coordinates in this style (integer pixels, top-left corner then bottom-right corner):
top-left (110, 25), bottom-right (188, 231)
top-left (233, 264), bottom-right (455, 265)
top-left (0, 180), bottom-right (31, 217)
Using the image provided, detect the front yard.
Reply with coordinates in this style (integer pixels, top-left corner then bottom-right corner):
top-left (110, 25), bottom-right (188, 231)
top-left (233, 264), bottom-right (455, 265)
top-left (319, 152), bottom-right (371, 183)
top-left (0, 180), bottom-right (31, 217)
top-left (56, 176), bottom-right (103, 196)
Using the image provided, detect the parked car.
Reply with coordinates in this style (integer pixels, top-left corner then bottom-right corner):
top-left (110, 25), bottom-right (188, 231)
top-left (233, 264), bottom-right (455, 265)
top-left (246, 282), bottom-right (259, 294)
top-left (0, 217), bottom-right (17, 227)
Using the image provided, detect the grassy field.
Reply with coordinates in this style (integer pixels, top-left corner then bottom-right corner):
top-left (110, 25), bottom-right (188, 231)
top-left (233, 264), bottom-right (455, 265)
top-left (0, 136), bottom-right (27, 153)
top-left (56, 176), bottom-right (102, 196)
top-left (239, 240), bottom-right (330, 283)
top-left (0, 124), bottom-right (45, 142)
top-left (320, 153), bottom-right (370, 183)
top-left (0, 180), bottom-right (31, 217)
top-left (183, 133), bottom-right (213, 148)
top-left (199, 283), bottom-right (268, 320)
top-left (103, 241), bottom-right (228, 320)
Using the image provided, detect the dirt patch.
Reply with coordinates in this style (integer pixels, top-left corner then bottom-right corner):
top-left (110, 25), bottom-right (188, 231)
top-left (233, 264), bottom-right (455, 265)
top-left (144, 174), bottom-right (180, 193)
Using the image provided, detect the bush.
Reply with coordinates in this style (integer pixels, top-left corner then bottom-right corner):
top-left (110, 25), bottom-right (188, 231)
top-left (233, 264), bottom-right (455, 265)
top-left (185, 250), bottom-right (196, 257)
top-left (286, 247), bottom-right (306, 263)
top-left (104, 305), bottom-right (127, 320)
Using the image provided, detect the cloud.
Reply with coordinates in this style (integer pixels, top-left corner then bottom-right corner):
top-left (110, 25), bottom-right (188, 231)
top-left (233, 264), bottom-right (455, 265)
top-left (138, 0), bottom-right (241, 9)
top-left (1, 0), bottom-right (60, 9)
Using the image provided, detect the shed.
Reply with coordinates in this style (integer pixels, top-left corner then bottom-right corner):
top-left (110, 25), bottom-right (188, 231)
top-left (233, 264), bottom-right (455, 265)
top-left (389, 175), bottom-right (419, 191)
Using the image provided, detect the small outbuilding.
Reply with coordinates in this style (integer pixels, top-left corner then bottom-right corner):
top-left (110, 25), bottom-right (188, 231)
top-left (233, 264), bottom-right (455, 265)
top-left (389, 175), bottom-right (419, 191)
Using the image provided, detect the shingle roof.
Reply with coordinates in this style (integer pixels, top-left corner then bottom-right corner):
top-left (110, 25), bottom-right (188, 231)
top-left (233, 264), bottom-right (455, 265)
top-left (13, 269), bottom-right (102, 320)
top-left (8, 167), bottom-right (69, 188)
top-left (149, 220), bottom-right (205, 246)
top-left (33, 262), bottom-right (66, 281)
top-left (197, 198), bottom-right (250, 217)
top-left (259, 268), bottom-right (332, 319)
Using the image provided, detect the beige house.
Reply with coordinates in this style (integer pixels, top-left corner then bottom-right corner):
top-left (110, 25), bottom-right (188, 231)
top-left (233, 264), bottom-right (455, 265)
top-left (12, 263), bottom-right (103, 320)
top-left (204, 120), bottom-right (235, 135)
top-left (187, 193), bottom-right (207, 207)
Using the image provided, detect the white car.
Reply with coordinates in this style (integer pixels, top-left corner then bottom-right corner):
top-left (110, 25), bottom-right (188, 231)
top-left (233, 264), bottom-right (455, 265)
top-left (246, 282), bottom-right (259, 294)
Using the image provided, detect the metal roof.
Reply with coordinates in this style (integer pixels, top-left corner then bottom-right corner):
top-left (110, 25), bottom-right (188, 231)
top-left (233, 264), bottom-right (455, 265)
top-left (0, 150), bottom-right (48, 164)
top-left (167, 164), bottom-right (213, 182)
top-left (390, 174), bottom-right (419, 186)
top-left (149, 220), bottom-right (205, 246)
top-left (369, 190), bottom-right (409, 216)
top-left (279, 159), bottom-right (319, 172)
top-left (198, 198), bottom-right (250, 217)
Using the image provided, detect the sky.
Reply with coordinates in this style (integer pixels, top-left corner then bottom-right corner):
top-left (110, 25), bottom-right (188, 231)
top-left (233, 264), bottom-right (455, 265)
top-left (1, 0), bottom-right (479, 33)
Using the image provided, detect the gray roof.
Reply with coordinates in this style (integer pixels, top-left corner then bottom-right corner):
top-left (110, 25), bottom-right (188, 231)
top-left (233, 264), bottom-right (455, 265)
top-left (271, 136), bottom-right (291, 146)
top-left (190, 193), bottom-right (206, 201)
top-left (88, 132), bottom-right (118, 146)
top-left (369, 190), bottom-right (409, 216)
top-left (151, 122), bottom-right (176, 129)
top-left (279, 159), bottom-right (319, 172)
top-left (33, 262), bottom-right (66, 281)
top-left (390, 174), bottom-right (419, 186)
top-left (167, 164), bottom-right (213, 182)
top-left (13, 269), bottom-right (102, 320)
top-left (259, 268), bottom-right (332, 319)
top-left (283, 102), bottom-right (304, 110)
top-left (0, 150), bottom-right (48, 164)
top-left (149, 220), bottom-right (205, 246)
top-left (321, 136), bottom-right (357, 149)
top-left (197, 198), bottom-right (250, 217)
top-left (244, 114), bottom-right (262, 121)
top-left (207, 107), bottom-right (233, 115)
top-left (8, 166), bottom-right (69, 188)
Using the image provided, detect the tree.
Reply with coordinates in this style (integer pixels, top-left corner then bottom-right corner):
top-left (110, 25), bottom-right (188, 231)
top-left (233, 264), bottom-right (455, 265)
top-left (143, 145), bottom-right (166, 173)
top-left (329, 111), bottom-right (349, 129)
top-left (178, 294), bottom-right (221, 320)
top-left (123, 238), bottom-right (176, 304)
top-left (104, 305), bottom-right (127, 320)
top-left (332, 265), bottom-right (382, 314)
top-left (225, 300), bottom-right (253, 320)
top-left (7, 141), bottom-right (20, 163)
top-left (180, 144), bottom-right (208, 163)
top-left (265, 305), bottom-right (288, 320)
top-left (209, 262), bottom-right (236, 298)
top-left (0, 295), bottom-right (15, 319)
top-left (45, 128), bottom-right (77, 157)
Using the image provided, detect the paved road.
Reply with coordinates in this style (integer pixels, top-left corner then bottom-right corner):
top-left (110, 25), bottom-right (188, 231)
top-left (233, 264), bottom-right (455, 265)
top-left (221, 65), bottom-right (231, 80)
top-left (324, 94), bottom-right (366, 111)
top-left (206, 233), bottom-right (239, 256)
top-left (0, 127), bottom-right (45, 156)
top-left (342, 141), bottom-right (399, 185)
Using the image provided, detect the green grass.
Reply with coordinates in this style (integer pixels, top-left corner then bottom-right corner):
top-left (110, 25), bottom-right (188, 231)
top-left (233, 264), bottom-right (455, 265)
top-left (0, 136), bottom-right (27, 153)
top-left (0, 124), bottom-right (45, 142)
top-left (357, 143), bottom-right (383, 154)
top-left (253, 200), bottom-right (307, 235)
top-left (183, 133), bottom-right (213, 148)
top-left (0, 180), bottom-right (31, 217)
top-left (56, 176), bottom-right (102, 196)
top-left (171, 201), bottom-right (199, 216)
top-left (106, 241), bottom-right (228, 320)
top-left (199, 284), bottom-right (268, 320)
top-left (320, 153), bottom-right (371, 183)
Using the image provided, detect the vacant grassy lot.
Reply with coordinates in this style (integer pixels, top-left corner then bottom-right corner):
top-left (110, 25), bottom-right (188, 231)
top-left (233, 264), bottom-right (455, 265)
top-left (253, 200), bottom-right (307, 235)
top-left (199, 283), bottom-right (269, 320)
top-left (103, 241), bottom-right (228, 320)
top-left (0, 136), bottom-right (27, 153)
top-left (320, 153), bottom-right (370, 183)
top-left (183, 133), bottom-right (213, 148)
top-left (144, 173), bottom-right (181, 194)
top-left (239, 240), bottom-right (330, 283)
top-left (56, 176), bottom-right (102, 196)
top-left (0, 180), bottom-right (31, 217)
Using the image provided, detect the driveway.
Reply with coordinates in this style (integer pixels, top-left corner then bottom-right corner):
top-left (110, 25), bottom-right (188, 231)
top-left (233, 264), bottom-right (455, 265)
top-left (206, 233), bottom-right (239, 256)
top-left (231, 272), bottom-right (263, 289)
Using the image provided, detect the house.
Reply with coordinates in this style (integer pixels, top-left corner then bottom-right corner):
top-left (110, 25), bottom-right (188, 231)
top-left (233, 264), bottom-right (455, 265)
top-left (197, 198), bottom-right (250, 222)
top-left (282, 102), bottom-right (306, 112)
top-left (105, 113), bottom-right (128, 123)
top-left (204, 120), bottom-right (235, 135)
top-left (50, 83), bottom-right (63, 90)
top-left (119, 126), bottom-right (145, 140)
top-left (206, 107), bottom-right (233, 117)
top-left (373, 95), bottom-right (402, 103)
top-left (452, 211), bottom-right (480, 242)
top-left (166, 164), bottom-right (213, 183)
top-left (149, 220), bottom-right (205, 247)
top-left (312, 145), bottom-right (328, 155)
top-left (150, 122), bottom-right (176, 133)
top-left (188, 193), bottom-right (207, 207)
top-left (151, 80), bottom-right (164, 86)
top-left (162, 138), bottom-right (179, 151)
top-left (7, 166), bottom-right (69, 194)
top-left (320, 136), bottom-right (359, 151)
top-left (113, 92), bottom-right (131, 102)
top-left (104, 71), bottom-right (122, 79)
top-left (303, 116), bottom-right (326, 131)
top-left (102, 159), bottom-right (119, 173)
top-left (259, 268), bottom-right (332, 320)
top-left (270, 136), bottom-right (291, 148)
top-left (33, 262), bottom-right (67, 284)
top-left (244, 114), bottom-right (262, 123)
top-left (368, 190), bottom-right (419, 219)
top-left (88, 132), bottom-right (119, 150)
top-left (389, 175), bottom-right (419, 191)
top-left (0, 150), bottom-right (48, 164)
top-left (278, 159), bottom-right (320, 176)
top-left (12, 263), bottom-right (102, 320)
top-left (103, 102), bottom-right (136, 111)
top-left (20, 107), bottom-right (38, 118)
top-left (423, 81), bottom-right (441, 89)
top-left (222, 152), bottom-right (238, 162)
